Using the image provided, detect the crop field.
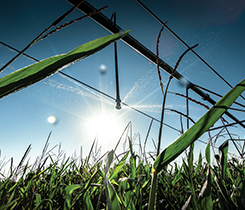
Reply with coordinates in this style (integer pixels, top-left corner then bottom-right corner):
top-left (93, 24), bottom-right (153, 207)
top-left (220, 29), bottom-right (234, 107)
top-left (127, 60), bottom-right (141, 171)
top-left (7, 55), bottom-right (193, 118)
top-left (0, 130), bottom-right (245, 209)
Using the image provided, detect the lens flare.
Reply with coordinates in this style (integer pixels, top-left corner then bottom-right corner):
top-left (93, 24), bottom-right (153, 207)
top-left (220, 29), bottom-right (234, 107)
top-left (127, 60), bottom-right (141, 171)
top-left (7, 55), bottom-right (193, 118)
top-left (47, 116), bottom-right (56, 124)
top-left (99, 64), bottom-right (107, 75)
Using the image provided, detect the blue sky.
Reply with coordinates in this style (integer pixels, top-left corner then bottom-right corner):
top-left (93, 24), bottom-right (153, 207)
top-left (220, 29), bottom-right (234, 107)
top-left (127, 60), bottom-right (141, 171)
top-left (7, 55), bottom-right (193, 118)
top-left (0, 0), bottom-right (245, 171)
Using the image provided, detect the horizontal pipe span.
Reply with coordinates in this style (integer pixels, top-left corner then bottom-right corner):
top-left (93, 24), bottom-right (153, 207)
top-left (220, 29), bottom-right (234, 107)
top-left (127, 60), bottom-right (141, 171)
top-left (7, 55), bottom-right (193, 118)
top-left (67, 0), bottom-right (245, 129)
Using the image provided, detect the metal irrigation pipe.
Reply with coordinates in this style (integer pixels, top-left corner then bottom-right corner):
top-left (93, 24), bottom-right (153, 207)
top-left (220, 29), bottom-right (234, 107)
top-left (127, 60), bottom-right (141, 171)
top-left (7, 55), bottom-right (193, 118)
top-left (2, 41), bottom-right (242, 155)
top-left (0, 41), bottom-right (181, 133)
top-left (135, 0), bottom-right (245, 101)
top-left (67, 0), bottom-right (245, 130)
top-left (111, 12), bottom-right (122, 110)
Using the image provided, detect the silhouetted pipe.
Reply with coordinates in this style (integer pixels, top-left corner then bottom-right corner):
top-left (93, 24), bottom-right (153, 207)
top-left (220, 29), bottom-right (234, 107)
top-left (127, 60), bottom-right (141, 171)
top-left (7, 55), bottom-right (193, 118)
top-left (111, 13), bottom-right (121, 110)
top-left (67, 0), bottom-right (245, 129)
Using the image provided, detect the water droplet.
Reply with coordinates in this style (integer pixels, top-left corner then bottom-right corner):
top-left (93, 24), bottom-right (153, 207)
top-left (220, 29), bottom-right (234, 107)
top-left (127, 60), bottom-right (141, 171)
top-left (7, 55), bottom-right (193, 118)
top-left (99, 64), bottom-right (107, 75)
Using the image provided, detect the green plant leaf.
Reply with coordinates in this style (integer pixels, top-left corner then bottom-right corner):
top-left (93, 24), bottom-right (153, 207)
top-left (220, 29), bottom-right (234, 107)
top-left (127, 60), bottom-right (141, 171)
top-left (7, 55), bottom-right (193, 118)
top-left (219, 140), bottom-right (228, 179)
top-left (64, 185), bottom-right (81, 210)
top-left (194, 152), bottom-right (203, 176)
top-left (148, 172), bottom-right (158, 210)
top-left (238, 181), bottom-right (245, 209)
top-left (172, 165), bottom-right (183, 185)
top-left (105, 150), bottom-right (114, 175)
top-left (129, 155), bottom-right (136, 180)
top-left (188, 143), bottom-right (194, 171)
top-left (198, 165), bottom-right (212, 210)
top-left (83, 191), bottom-right (94, 210)
top-left (0, 30), bottom-right (130, 99)
top-left (104, 177), bottom-right (121, 210)
top-left (0, 198), bottom-right (19, 210)
top-left (213, 169), bottom-right (237, 209)
top-left (205, 142), bottom-right (211, 164)
top-left (109, 151), bottom-right (129, 181)
top-left (153, 78), bottom-right (245, 173)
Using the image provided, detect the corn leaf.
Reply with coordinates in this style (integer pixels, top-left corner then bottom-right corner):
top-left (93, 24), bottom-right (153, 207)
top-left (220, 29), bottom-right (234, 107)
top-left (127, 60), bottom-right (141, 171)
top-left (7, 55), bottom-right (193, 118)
top-left (104, 177), bottom-right (121, 210)
top-left (238, 181), bottom-right (245, 209)
top-left (213, 170), bottom-right (237, 209)
top-left (198, 165), bottom-right (212, 209)
top-left (205, 142), bottom-right (211, 164)
top-left (172, 165), bottom-right (183, 185)
top-left (83, 191), bottom-right (94, 210)
top-left (130, 155), bottom-right (136, 179)
top-left (219, 140), bottom-right (228, 179)
top-left (64, 185), bottom-right (81, 210)
top-left (0, 31), bottom-right (130, 99)
top-left (194, 152), bottom-right (203, 176)
top-left (105, 150), bottom-right (114, 175)
top-left (153, 78), bottom-right (245, 173)
top-left (188, 143), bottom-right (194, 171)
top-left (0, 199), bottom-right (19, 210)
top-left (109, 151), bottom-right (129, 181)
top-left (218, 191), bottom-right (230, 210)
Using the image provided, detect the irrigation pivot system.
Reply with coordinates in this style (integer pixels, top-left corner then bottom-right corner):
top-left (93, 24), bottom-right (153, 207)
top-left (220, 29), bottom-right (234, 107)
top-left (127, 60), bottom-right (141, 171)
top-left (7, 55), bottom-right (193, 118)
top-left (67, 0), bottom-right (245, 130)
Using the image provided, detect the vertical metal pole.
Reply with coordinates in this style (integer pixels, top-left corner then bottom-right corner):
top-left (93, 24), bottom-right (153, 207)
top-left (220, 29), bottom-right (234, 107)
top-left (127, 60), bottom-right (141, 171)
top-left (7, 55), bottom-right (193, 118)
top-left (111, 13), bottom-right (121, 109)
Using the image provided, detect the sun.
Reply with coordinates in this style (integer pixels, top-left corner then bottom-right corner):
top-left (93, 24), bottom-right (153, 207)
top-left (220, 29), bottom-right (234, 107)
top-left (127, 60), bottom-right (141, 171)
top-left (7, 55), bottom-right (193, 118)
top-left (85, 110), bottom-right (124, 146)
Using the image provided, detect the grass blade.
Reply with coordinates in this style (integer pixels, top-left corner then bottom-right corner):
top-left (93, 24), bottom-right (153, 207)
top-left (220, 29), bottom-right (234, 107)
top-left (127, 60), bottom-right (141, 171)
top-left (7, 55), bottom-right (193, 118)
top-left (109, 151), bottom-right (129, 181)
top-left (219, 140), bottom-right (228, 179)
top-left (83, 191), bottom-right (94, 210)
top-left (238, 181), bottom-right (245, 209)
top-left (205, 142), bottom-right (211, 164)
top-left (153, 78), bottom-right (245, 173)
top-left (172, 165), bottom-right (182, 185)
top-left (0, 30), bottom-right (130, 99)
top-left (194, 152), bottom-right (203, 176)
top-left (198, 164), bottom-right (212, 209)
top-left (188, 143), bottom-right (194, 171)
top-left (0, 198), bottom-right (19, 210)
top-left (64, 185), bottom-right (81, 210)
top-left (105, 150), bottom-right (114, 175)
top-left (105, 177), bottom-right (122, 210)
top-left (213, 169), bottom-right (237, 209)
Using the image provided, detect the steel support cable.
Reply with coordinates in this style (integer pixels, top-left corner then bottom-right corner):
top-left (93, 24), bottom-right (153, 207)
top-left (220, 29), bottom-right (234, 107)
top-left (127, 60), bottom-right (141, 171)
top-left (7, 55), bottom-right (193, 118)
top-left (59, 72), bottom-right (181, 133)
top-left (67, 0), bottom-right (245, 130)
top-left (1, 41), bottom-right (241, 156)
top-left (209, 120), bottom-right (245, 131)
top-left (0, 0), bottom-right (86, 74)
top-left (0, 41), bottom-right (180, 133)
top-left (135, 0), bottom-right (245, 101)
top-left (194, 84), bottom-right (245, 109)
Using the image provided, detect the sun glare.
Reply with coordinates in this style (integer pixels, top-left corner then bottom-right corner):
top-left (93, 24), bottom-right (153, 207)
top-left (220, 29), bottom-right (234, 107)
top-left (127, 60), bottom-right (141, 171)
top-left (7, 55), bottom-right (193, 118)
top-left (85, 111), bottom-right (124, 146)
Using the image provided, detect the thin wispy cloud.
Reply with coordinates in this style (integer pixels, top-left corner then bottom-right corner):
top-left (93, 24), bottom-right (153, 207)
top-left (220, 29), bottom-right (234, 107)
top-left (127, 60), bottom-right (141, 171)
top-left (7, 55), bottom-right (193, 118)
top-left (43, 77), bottom-right (114, 106)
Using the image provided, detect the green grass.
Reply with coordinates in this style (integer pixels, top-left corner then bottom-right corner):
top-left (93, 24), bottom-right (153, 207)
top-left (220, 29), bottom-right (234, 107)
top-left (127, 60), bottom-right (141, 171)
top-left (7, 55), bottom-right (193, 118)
top-left (1, 136), bottom-right (245, 209)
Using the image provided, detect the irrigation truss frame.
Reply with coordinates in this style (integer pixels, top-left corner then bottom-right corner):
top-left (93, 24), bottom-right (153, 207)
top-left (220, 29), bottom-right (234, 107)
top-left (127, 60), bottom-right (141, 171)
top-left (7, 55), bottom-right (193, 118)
top-left (0, 0), bottom-right (244, 156)
top-left (67, 0), bottom-right (245, 130)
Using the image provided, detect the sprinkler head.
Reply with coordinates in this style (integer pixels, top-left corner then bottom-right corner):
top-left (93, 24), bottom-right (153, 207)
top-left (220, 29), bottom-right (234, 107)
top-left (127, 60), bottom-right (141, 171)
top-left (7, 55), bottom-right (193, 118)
top-left (115, 99), bottom-right (121, 110)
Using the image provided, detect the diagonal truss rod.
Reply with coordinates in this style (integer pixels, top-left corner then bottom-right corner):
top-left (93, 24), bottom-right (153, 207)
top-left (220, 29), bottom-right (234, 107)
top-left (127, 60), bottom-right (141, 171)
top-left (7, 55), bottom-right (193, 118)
top-left (67, 0), bottom-right (245, 129)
